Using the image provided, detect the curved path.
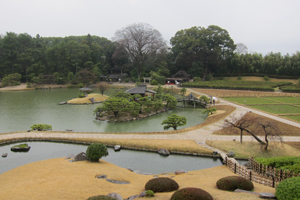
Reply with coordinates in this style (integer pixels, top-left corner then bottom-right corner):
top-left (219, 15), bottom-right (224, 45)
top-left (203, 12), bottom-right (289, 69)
top-left (1, 86), bottom-right (300, 147)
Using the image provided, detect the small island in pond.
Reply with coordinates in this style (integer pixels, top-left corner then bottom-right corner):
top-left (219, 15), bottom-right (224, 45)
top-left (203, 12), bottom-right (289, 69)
top-left (11, 143), bottom-right (31, 152)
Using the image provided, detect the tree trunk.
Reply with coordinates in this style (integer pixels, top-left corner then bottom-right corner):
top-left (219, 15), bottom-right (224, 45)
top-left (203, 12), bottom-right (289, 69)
top-left (264, 135), bottom-right (269, 150)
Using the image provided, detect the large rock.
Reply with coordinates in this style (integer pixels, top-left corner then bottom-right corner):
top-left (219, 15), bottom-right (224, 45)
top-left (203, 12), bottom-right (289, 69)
top-left (71, 152), bottom-right (88, 162)
top-left (2, 153), bottom-right (8, 158)
top-left (107, 193), bottom-right (123, 200)
top-left (158, 148), bottom-right (170, 156)
top-left (227, 151), bottom-right (235, 158)
top-left (114, 145), bottom-right (121, 151)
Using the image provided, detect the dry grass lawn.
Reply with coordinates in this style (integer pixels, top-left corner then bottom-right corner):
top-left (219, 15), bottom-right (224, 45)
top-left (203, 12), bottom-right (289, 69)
top-left (214, 112), bottom-right (300, 136)
top-left (0, 158), bottom-right (275, 200)
top-left (67, 93), bottom-right (109, 104)
top-left (207, 141), bottom-right (300, 159)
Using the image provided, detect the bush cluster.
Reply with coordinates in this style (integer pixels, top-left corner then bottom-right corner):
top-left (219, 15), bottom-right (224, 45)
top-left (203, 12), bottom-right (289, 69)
top-left (145, 177), bottom-right (179, 192)
top-left (276, 177), bottom-right (300, 200)
top-left (86, 143), bottom-right (108, 162)
top-left (255, 156), bottom-right (300, 173)
top-left (216, 176), bottom-right (254, 191)
top-left (150, 80), bottom-right (158, 85)
top-left (31, 124), bottom-right (52, 131)
top-left (171, 187), bottom-right (213, 200)
top-left (182, 80), bottom-right (292, 92)
top-left (86, 195), bottom-right (116, 200)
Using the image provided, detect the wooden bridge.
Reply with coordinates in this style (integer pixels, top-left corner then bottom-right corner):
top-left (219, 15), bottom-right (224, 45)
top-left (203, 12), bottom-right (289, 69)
top-left (177, 96), bottom-right (208, 108)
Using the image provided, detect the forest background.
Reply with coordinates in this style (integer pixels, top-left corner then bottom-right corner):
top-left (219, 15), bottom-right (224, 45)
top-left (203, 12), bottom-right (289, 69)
top-left (1, 24), bottom-right (300, 86)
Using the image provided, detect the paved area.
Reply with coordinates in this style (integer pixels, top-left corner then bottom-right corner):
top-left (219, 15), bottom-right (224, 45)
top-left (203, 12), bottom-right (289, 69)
top-left (1, 86), bottom-right (300, 151)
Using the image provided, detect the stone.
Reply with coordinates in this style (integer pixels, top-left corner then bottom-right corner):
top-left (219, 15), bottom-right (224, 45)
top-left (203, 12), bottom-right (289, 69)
top-left (2, 153), bottom-right (8, 158)
top-left (175, 170), bottom-right (186, 175)
top-left (139, 191), bottom-right (146, 197)
top-left (65, 154), bottom-right (75, 160)
top-left (106, 179), bottom-right (130, 184)
top-left (259, 192), bottom-right (276, 199)
top-left (96, 175), bottom-right (107, 179)
top-left (158, 148), bottom-right (170, 156)
top-left (125, 195), bottom-right (139, 200)
top-left (11, 144), bottom-right (31, 152)
top-left (114, 145), bottom-right (121, 151)
top-left (107, 193), bottom-right (123, 200)
top-left (227, 151), bottom-right (235, 157)
top-left (71, 152), bottom-right (88, 162)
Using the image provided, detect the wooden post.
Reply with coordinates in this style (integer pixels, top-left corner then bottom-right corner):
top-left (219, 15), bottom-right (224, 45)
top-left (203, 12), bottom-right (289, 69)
top-left (249, 171), bottom-right (252, 181)
top-left (234, 163), bottom-right (237, 173)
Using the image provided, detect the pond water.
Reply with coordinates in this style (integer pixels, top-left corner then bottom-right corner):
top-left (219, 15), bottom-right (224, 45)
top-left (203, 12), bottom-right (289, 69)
top-left (0, 88), bottom-right (207, 133)
top-left (0, 142), bottom-right (222, 175)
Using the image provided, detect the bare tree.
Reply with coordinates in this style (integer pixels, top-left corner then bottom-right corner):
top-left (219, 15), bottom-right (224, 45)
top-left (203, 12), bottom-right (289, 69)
top-left (235, 43), bottom-right (248, 55)
top-left (114, 23), bottom-right (167, 80)
top-left (224, 114), bottom-right (266, 144)
top-left (259, 121), bottom-right (282, 150)
top-left (96, 81), bottom-right (108, 95)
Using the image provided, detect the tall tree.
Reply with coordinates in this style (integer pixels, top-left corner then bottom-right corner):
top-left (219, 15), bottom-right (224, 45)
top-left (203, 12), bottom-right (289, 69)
top-left (114, 23), bottom-right (167, 80)
top-left (170, 25), bottom-right (236, 79)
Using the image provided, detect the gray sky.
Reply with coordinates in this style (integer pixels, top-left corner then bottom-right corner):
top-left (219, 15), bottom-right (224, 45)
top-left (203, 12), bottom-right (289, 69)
top-left (1, 0), bottom-right (299, 55)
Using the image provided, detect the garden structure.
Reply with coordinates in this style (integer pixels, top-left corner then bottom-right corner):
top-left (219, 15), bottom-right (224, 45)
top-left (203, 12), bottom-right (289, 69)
top-left (166, 70), bottom-right (192, 84)
top-left (125, 84), bottom-right (156, 98)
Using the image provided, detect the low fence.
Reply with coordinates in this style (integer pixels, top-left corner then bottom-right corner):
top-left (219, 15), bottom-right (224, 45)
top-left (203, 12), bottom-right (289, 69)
top-left (224, 156), bottom-right (300, 188)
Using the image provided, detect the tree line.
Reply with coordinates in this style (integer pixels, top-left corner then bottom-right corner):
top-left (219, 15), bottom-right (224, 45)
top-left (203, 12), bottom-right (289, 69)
top-left (0, 23), bottom-right (299, 85)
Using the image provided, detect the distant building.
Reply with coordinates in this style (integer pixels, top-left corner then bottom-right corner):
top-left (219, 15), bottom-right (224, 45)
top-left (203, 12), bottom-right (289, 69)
top-left (125, 85), bottom-right (156, 97)
top-left (166, 70), bottom-right (192, 84)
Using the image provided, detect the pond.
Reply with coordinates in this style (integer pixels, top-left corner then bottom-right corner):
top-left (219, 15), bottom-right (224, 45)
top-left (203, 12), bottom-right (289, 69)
top-left (0, 88), bottom-right (207, 133)
top-left (0, 142), bottom-right (223, 175)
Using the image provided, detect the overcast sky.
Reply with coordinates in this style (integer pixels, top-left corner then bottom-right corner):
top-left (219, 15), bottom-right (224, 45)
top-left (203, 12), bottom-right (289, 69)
top-left (1, 0), bottom-right (299, 55)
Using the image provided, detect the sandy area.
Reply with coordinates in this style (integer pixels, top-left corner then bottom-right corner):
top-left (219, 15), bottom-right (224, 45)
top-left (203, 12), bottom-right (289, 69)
top-left (0, 158), bottom-right (275, 200)
top-left (67, 93), bottom-right (109, 104)
top-left (0, 83), bottom-right (29, 91)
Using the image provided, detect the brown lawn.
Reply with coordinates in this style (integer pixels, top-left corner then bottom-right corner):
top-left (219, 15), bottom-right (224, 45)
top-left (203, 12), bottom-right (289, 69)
top-left (213, 112), bottom-right (300, 136)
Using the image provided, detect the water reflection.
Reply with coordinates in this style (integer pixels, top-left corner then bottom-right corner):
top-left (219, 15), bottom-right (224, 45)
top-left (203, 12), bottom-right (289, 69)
top-left (0, 142), bottom-right (222, 175)
top-left (0, 88), bottom-right (207, 133)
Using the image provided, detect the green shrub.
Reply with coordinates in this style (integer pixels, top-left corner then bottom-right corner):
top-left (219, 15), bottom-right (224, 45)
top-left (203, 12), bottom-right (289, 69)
top-left (255, 156), bottom-right (300, 173)
top-left (31, 124), bottom-right (52, 131)
top-left (125, 78), bottom-right (131, 83)
top-left (86, 195), bottom-right (116, 200)
top-left (26, 82), bottom-right (32, 88)
top-left (145, 190), bottom-right (155, 197)
top-left (78, 83), bottom-right (85, 88)
top-left (264, 76), bottom-right (269, 81)
top-left (78, 94), bottom-right (86, 98)
top-left (216, 176), bottom-right (254, 191)
top-left (86, 143), bottom-right (108, 162)
top-left (193, 77), bottom-right (201, 82)
top-left (171, 187), bottom-right (213, 200)
top-left (145, 177), bottom-right (179, 192)
top-left (150, 80), bottom-right (158, 85)
top-left (276, 177), bottom-right (300, 200)
top-left (237, 75), bottom-right (242, 80)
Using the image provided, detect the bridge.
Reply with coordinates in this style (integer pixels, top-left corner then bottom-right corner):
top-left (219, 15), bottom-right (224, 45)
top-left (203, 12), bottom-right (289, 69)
top-left (177, 96), bottom-right (208, 108)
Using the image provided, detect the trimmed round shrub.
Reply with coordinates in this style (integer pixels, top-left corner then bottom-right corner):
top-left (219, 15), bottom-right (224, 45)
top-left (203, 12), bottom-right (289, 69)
top-left (145, 177), bottom-right (179, 192)
top-left (216, 176), bottom-right (254, 191)
top-left (86, 195), bottom-right (116, 200)
top-left (171, 187), bottom-right (213, 200)
top-left (150, 79), bottom-right (158, 85)
top-left (276, 177), bottom-right (300, 200)
top-left (86, 143), bottom-right (108, 162)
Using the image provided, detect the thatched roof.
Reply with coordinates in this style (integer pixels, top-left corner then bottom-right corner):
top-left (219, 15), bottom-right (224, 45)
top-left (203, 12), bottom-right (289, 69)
top-left (172, 70), bottom-right (191, 78)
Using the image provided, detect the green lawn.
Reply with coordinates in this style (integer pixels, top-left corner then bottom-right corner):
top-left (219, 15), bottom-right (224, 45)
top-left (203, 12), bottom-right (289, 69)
top-left (250, 104), bottom-right (300, 114)
top-left (223, 97), bottom-right (277, 104)
top-left (284, 115), bottom-right (300, 122)
top-left (264, 96), bottom-right (300, 104)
